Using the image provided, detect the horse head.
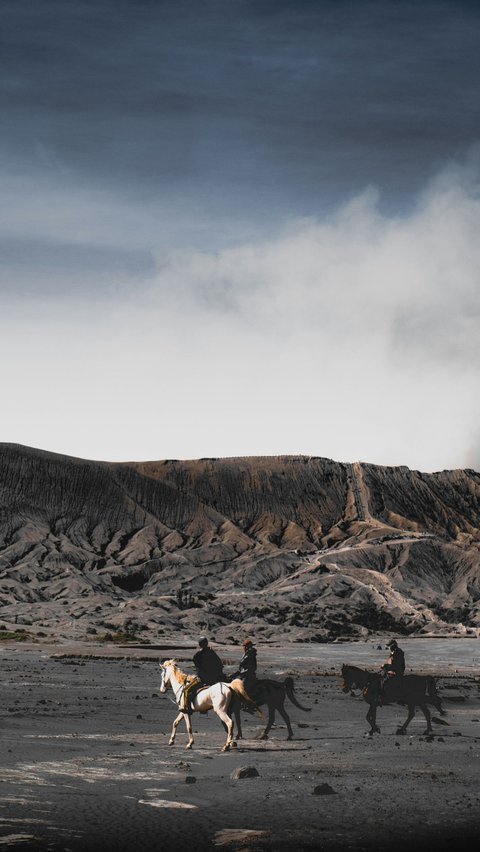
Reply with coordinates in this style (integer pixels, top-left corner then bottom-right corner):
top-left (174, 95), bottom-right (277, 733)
top-left (159, 658), bottom-right (175, 693)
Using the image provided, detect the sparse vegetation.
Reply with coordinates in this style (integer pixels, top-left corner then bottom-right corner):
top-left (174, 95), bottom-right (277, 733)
top-left (98, 630), bottom-right (150, 644)
top-left (354, 603), bottom-right (403, 633)
top-left (0, 628), bottom-right (32, 642)
top-left (176, 588), bottom-right (200, 610)
top-left (430, 603), bottom-right (473, 625)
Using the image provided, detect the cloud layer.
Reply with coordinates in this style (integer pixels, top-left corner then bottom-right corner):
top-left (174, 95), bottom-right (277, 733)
top-left (1, 164), bottom-right (480, 470)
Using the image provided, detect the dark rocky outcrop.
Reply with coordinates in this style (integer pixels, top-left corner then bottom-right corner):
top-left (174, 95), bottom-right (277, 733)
top-left (0, 443), bottom-right (479, 641)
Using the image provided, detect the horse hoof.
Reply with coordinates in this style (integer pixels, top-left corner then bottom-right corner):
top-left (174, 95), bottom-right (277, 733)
top-left (396, 729), bottom-right (406, 736)
top-left (222, 745), bottom-right (230, 752)
top-left (231, 741), bottom-right (237, 748)
top-left (287, 735), bottom-right (293, 741)
top-left (186, 744), bottom-right (193, 750)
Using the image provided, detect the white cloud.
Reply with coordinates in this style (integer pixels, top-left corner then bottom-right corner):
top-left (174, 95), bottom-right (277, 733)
top-left (1, 165), bottom-right (480, 470)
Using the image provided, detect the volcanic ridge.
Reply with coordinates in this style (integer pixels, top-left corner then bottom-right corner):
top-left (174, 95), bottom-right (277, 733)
top-left (1, 443), bottom-right (479, 643)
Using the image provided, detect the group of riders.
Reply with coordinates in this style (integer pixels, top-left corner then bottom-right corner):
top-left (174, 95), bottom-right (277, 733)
top-left (179, 635), bottom-right (405, 712)
top-left (180, 637), bottom-right (258, 711)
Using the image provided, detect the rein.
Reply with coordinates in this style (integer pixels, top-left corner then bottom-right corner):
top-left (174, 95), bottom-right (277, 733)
top-left (160, 665), bottom-right (187, 711)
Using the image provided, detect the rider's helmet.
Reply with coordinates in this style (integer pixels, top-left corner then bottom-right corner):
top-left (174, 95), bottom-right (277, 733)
top-left (387, 639), bottom-right (398, 650)
top-left (198, 637), bottom-right (208, 647)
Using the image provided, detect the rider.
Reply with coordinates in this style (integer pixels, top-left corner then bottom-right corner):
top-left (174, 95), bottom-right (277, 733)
top-left (193, 637), bottom-right (225, 685)
top-left (180, 637), bottom-right (224, 712)
top-left (380, 639), bottom-right (405, 693)
top-left (236, 639), bottom-right (257, 693)
top-left (383, 639), bottom-right (405, 677)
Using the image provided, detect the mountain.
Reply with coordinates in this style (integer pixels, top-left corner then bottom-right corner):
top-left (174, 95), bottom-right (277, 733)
top-left (1, 443), bottom-right (479, 643)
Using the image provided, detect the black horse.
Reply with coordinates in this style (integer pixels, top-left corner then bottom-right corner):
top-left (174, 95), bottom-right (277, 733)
top-left (232, 677), bottom-right (310, 740)
top-left (341, 664), bottom-right (446, 736)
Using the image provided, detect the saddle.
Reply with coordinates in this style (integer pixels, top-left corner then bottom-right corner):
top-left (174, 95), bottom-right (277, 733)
top-left (183, 679), bottom-right (210, 713)
top-left (376, 673), bottom-right (403, 703)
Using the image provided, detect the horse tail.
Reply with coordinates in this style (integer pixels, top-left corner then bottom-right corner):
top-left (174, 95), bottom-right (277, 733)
top-left (431, 716), bottom-right (449, 726)
top-left (284, 677), bottom-right (311, 712)
top-left (229, 679), bottom-right (265, 720)
top-left (427, 676), bottom-right (446, 715)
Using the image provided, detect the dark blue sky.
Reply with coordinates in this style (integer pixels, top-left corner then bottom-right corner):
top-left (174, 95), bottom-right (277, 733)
top-left (3, 0), bottom-right (480, 239)
top-left (2, 1), bottom-right (480, 466)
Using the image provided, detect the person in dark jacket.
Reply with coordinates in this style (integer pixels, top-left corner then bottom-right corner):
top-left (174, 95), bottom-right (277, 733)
top-left (379, 639), bottom-right (405, 696)
top-left (382, 639), bottom-right (405, 677)
top-left (236, 639), bottom-right (257, 693)
top-left (192, 637), bottom-right (225, 686)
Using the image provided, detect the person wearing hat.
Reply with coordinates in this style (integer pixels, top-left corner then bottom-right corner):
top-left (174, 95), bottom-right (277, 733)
top-left (236, 639), bottom-right (258, 693)
top-left (193, 637), bottom-right (225, 686)
top-left (379, 639), bottom-right (405, 695)
top-left (383, 639), bottom-right (406, 677)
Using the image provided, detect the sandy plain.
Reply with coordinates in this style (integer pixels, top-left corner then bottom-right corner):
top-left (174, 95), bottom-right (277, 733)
top-left (1, 639), bottom-right (480, 852)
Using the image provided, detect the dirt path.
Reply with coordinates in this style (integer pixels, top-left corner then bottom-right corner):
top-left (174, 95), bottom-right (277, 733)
top-left (1, 646), bottom-right (480, 851)
top-left (349, 462), bottom-right (374, 523)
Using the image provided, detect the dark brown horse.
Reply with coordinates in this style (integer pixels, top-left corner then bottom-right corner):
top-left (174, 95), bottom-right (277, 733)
top-left (233, 677), bottom-right (310, 740)
top-left (341, 664), bottom-right (447, 736)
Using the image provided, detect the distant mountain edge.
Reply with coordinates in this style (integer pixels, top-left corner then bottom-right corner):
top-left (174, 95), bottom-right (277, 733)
top-left (0, 443), bottom-right (479, 642)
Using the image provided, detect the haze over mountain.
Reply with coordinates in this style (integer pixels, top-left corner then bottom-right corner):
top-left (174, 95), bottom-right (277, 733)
top-left (0, 443), bottom-right (479, 644)
top-left (3, 2), bottom-right (480, 471)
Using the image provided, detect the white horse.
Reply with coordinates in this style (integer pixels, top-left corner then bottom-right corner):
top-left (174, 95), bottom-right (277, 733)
top-left (159, 659), bottom-right (262, 752)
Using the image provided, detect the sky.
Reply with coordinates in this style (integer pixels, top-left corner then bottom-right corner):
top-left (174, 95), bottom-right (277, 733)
top-left (1, 0), bottom-right (480, 471)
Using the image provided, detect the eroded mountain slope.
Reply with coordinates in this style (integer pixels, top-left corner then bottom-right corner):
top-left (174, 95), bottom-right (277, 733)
top-left (0, 443), bottom-right (479, 642)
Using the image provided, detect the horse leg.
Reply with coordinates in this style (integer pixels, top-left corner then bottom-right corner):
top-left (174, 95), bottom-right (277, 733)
top-left (184, 713), bottom-right (195, 749)
top-left (366, 704), bottom-right (380, 735)
top-left (216, 708), bottom-right (234, 752)
top-left (220, 716), bottom-right (238, 746)
top-left (229, 695), bottom-right (242, 739)
top-left (427, 679), bottom-right (446, 716)
top-left (419, 702), bottom-right (433, 735)
top-left (277, 703), bottom-right (294, 740)
top-left (234, 703), bottom-right (242, 739)
top-left (366, 705), bottom-right (373, 734)
top-left (169, 711), bottom-right (185, 746)
top-left (396, 703), bottom-right (415, 735)
top-left (259, 703), bottom-right (275, 739)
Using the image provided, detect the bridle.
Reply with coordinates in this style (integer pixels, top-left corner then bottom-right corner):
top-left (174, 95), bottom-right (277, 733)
top-left (159, 662), bottom-right (185, 708)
